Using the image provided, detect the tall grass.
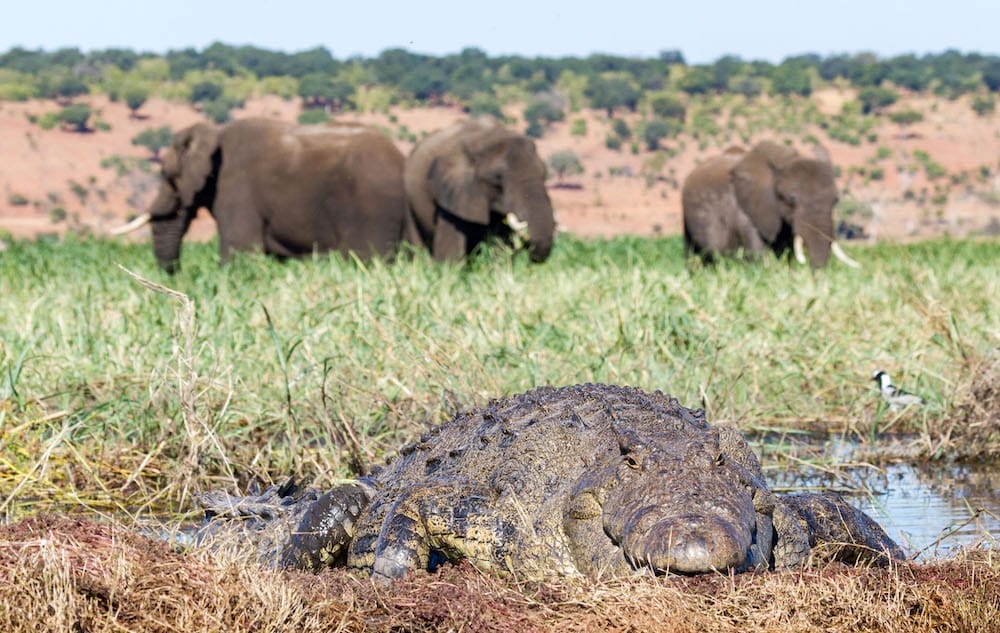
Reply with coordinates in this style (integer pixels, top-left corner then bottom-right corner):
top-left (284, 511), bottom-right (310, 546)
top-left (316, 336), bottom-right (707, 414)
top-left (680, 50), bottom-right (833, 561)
top-left (1, 234), bottom-right (997, 517)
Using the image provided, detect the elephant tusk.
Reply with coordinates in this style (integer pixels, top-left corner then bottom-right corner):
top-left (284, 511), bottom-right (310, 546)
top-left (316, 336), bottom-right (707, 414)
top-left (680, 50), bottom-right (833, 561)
top-left (793, 235), bottom-right (808, 265)
top-left (831, 240), bottom-right (862, 268)
top-left (506, 212), bottom-right (529, 237)
top-left (109, 213), bottom-right (152, 235)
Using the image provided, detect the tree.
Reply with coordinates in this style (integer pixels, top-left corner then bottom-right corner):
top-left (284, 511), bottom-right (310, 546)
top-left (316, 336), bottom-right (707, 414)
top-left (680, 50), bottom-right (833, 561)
top-left (131, 126), bottom-right (172, 160)
top-left (642, 118), bottom-right (675, 150)
top-left (523, 93), bottom-right (565, 137)
top-left (57, 103), bottom-right (92, 132)
top-left (464, 92), bottom-right (504, 119)
top-left (298, 73), bottom-right (355, 110)
top-left (677, 66), bottom-right (716, 95)
top-left (54, 76), bottom-right (88, 102)
top-left (548, 150), bottom-right (583, 183)
top-left (611, 118), bottom-right (631, 139)
top-left (123, 84), bottom-right (150, 117)
top-left (770, 62), bottom-right (812, 97)
top-left (189, 80), bottom-right (223, 103)
top-left (649, 94), bottom-right (686, 121)
top-left (585, 76), bottom-right (639, 116)
top-left (201, 98), bottom-right (235, 123)
top-left (857, 86), bottom-right (898, 114)
top-left (982, 59), bottom-right (1000, 92)
top-left (399, 65), bottom-right (450, 104)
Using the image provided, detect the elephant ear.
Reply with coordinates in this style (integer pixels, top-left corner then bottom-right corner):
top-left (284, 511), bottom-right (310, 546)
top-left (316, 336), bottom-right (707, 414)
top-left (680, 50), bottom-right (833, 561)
top-left (427, 146), bottom-right (491, 225)
top-left (734, 142), bottom-right (801, 242)
top-left (176, 123), bottom-right (219, 208)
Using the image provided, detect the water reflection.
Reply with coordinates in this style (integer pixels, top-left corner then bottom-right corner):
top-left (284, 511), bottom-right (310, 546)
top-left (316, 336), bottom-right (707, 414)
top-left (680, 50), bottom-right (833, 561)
top-left (755, 434), bottom-right (1000, 560)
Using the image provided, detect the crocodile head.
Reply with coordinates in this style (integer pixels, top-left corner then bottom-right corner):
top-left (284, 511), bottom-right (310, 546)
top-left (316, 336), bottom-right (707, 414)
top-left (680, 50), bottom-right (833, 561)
top-left (566, 424), bottom-right (766, 575)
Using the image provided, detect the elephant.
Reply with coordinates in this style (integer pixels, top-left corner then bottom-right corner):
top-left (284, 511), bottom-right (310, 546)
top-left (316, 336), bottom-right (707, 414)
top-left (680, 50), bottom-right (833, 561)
top-left (112, 118), bottom-right (409, 272)
top-left (681, 141), bottom-right (860, 268)
top-left (403, 118), bottom-right (556, 262)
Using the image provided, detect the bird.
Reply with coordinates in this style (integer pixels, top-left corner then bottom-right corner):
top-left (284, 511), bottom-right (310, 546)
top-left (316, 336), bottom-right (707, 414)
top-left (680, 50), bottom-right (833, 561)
top-left (872, 370), bottom-right (926, 411)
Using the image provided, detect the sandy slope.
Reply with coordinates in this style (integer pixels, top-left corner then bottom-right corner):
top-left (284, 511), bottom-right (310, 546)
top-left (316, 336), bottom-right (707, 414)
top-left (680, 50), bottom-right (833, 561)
top-left (1, 90), bottom-right (998, 243)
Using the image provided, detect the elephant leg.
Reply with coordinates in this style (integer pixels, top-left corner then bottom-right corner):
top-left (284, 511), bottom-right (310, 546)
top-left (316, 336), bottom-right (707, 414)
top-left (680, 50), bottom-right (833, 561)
top-left (432, 212), bottom-right (470, 261)
top-left (733, 212), bottom-right (767, 257)
top-left (214, 184), bottom-right (265, 261)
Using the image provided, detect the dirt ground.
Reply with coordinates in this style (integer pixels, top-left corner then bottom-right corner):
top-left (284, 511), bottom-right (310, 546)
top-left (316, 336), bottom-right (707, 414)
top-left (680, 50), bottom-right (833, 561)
top-left (1, 89), bottom-right (999, 244)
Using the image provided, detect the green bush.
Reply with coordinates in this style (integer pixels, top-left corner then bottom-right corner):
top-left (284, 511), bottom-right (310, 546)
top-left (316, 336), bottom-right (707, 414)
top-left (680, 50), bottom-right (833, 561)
top-left (611, 118), bottom-right (631, 139)
top-left (57, 103), bottom-right (92, 131)
top-left (131, 126), bottom-right (173, 159)
top-left (570, 118), bottom-right (587, 137)
top-left (857, 86), bottom-right (898, 114)
top-left (189, 80), bottom-right (223, 103)
top-left (297, 109), bottom-right (330, 125)
top-left (7, 193), bottom-right (29, 206)
top-left (465, 92), bottom-right (505, 119)
top-left (888, 109), bottom-right (923, 126)
top-left (642, 118), bottom-right (676, 150)
top-left (54, 76), bottom-right (88, 101)
top-left (547, 150), bottom-right (584, 182)
top-left (972, 94), bottom-right (996, 116)
top-left (201, 97), bottom-right (240, 123)
top-left (123, 84), bottom-right (150, 115)
top-left (605, 134), bottom-right (622, 150)
top-left (649, 94), bottom-right (686, 120)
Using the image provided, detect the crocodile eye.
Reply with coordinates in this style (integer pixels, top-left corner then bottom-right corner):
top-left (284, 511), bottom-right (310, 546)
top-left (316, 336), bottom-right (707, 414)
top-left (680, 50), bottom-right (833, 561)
top-left (624, 455), bottom-right (640, 469)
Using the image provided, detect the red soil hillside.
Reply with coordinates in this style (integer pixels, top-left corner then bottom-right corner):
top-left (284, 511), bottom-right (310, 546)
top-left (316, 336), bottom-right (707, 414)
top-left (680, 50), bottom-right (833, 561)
top-left (1, 90), bottom-right (998, 244)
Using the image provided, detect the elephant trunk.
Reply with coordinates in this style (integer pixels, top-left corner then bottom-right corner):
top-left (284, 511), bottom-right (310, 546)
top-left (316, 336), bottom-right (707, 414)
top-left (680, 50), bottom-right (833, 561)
top-left (151, 214), bottom-right (188, 274)
top-left (793, 211), bottom-right (833, 268)
top-left (505, 177), bottom-right (555, 262)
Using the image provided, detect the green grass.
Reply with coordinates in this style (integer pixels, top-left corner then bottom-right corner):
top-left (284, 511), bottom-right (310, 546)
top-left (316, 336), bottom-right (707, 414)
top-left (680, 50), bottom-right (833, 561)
top-left (1, 234), bottom-right (997, 517)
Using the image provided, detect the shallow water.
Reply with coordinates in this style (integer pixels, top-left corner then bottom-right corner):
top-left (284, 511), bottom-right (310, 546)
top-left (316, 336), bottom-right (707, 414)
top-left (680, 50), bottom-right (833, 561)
top-left (757, 434), bottom-right (1000, 560)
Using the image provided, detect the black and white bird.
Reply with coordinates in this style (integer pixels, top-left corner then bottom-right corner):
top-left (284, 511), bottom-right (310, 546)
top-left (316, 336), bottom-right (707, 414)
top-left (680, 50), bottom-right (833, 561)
top-left (872, 370), bottom-right (926, 411)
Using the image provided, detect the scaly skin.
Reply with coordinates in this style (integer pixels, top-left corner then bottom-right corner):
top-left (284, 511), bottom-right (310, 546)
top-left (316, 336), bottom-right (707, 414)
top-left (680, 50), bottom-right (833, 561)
top-left (197, 384), bottom-right (904, 579)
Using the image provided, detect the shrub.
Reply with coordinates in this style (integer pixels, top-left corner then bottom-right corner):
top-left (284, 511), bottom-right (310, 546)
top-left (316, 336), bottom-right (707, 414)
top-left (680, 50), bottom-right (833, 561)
top-left (649, 94), bottom-right (686, 120)
top-left (611, 118), bottom-right (631, 139)
top-left (605, 134), bottom-right (622, 150)
top-left (642, 118), bottom-right (675, 151)
top-left (585, 76), bottom-right (639, 116)
top-left (131, 126), bottom-right (173, 159)
top-left (525, 119), bottom-right (544, 139)
top-left (570, 118), bottom-right (587, 138)
top-left (57, 103), bottom-right (92, 131)
top-left (465, 92), bottom-right (504, 119)
top-left (123, 84), bottom-right (151, 115)
top-left (54, 76), bottom-right (88, 101)
top-left (728, 75), bottom-right (764, 98)
top-left (888, 109), bottom-right (923, 126)
top-left (857, 86), bottom-right (898, 114)
top-left (189, 80), bottom-right (223, 104)
top-left (201, 97), bottom-right (240, 124)
top-left (7, 193), bottom-right (29, 206)
top-left (548, 150), bottom-right (584, 182)
top-left (297, 109), bottom-right (330, 125)
top-left (972, 94), bottom-right (996, 116)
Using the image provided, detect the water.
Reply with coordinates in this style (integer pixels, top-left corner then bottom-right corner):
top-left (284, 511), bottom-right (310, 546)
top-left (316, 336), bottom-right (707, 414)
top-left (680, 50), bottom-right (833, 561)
top-left (757, 434), bottom-right (1000, 560)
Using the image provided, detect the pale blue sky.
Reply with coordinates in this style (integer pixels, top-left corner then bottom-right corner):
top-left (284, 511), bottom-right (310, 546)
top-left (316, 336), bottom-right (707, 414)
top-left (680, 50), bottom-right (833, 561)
top-left (3, 0), bottom-right (998, 63)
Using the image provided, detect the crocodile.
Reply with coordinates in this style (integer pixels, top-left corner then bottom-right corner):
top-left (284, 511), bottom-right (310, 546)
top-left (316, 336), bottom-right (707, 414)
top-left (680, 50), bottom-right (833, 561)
top-left (197, 384), bottom-right (904, 579)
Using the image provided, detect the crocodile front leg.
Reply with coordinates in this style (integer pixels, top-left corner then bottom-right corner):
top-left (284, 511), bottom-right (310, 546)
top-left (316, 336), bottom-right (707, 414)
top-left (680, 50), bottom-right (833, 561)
top-left (348, 479), bottom-right (508, 581)
top-left (280, 482), bottom-right (374, 570)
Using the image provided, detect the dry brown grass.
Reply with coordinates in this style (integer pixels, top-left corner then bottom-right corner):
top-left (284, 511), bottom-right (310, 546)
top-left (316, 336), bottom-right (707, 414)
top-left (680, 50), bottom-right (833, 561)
top-left (2, 515), bottom-right (998, 633)
top-left (918, 350), bottom-right (1000, 460)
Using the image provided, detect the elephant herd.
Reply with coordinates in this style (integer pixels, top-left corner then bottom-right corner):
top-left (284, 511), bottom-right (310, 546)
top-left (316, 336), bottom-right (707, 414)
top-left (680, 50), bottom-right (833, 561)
top-left (112, 117), bottom-right (859, 271)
